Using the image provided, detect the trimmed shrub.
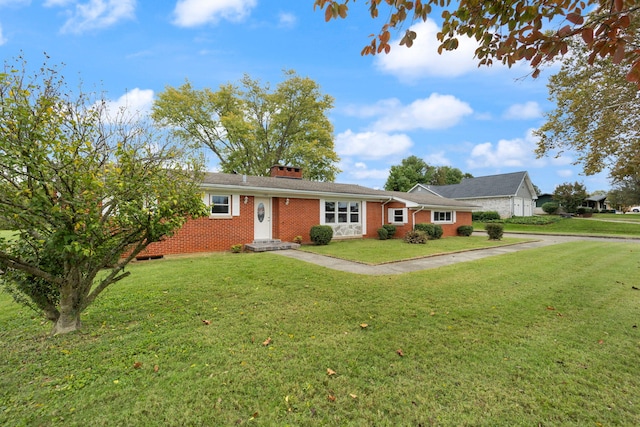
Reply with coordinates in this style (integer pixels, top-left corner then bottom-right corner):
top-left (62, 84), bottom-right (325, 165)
top-left (382, 224), bottom-right (397, 238)
top-left (414, 223), bottom-right (443, 240)
top-left (472, 211), bottom-right (501, 221)
top-left (404, 229), bottom-right (428, 244)
top-left (457, 225), bottom-right (474, 237)
top-left (541, 202), bottom-right (559, 215)
top-left (377, 227), bottom-right (389, 240)
top-left (485, 223), bottom-right (504, 240)
top-left (309, 225), bottom-right (333, 245)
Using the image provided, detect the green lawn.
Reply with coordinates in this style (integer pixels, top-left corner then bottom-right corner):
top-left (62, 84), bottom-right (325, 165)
top-left (2, 242), bottom-right (640, 426)
top-left (476, 216), bottom-right (640, 236)
top-left (300, 236), bottom-right (532, 264)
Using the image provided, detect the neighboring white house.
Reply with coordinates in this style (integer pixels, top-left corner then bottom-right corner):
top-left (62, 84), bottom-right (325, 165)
top-left (409, 171), bottom-right (538, 218)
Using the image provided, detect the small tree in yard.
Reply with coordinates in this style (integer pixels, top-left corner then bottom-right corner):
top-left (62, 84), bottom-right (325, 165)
top-left (553, 182), bottom-right (588, 213)
top-left (0, 58), bottom-right (206, 335)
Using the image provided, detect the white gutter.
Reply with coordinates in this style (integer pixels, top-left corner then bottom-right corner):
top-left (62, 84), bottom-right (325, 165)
top-left (381, 197), bottom-right (393, 226)
top-left (412, 207), bottom-right (426, 227)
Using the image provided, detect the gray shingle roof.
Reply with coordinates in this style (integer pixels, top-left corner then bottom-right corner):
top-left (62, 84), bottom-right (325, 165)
top-left (202, 172), bottom-right (478, 209)
top-left (426, 171), bottom-right (530, 199)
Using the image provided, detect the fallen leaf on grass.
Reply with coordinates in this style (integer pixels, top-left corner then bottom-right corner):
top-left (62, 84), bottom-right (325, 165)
top-left (262, 337), bottom-right (272, 346)
top-left (360, 323), bottom-right (368, 329)
top-left (327, 368), bottom-right (336, 376)
top-left (153, 365), bottom-right (159, 373)
top-left (350, 394), bottom-right (357, 399)
top-left (133, 361), bottom-right (142, 369)
top-left (598, 340), bottom-right (604, 345)
top-left (202, 319), bottom-right (211, 325)
top-left (327, 395), bottom-right (336, 402)
top-left (546, 306), bottom-right (555, 311)
top-left (396, 349), bottom-right (404, 357)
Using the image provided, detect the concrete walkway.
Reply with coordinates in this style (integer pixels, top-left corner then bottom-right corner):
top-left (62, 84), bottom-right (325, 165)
top-left (272, 233), bottom-right (640, 275)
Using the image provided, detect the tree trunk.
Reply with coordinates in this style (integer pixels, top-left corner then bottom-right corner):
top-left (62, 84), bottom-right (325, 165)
top-left (52, 311), bottom-right (81, 335)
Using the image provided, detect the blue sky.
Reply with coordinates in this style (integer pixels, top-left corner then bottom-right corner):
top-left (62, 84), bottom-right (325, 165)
top-left (0, 0), bottom-right (611, 193)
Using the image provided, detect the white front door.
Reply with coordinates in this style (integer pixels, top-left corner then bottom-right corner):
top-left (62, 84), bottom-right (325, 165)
top-left (254, 197), bottom-right (271, 241)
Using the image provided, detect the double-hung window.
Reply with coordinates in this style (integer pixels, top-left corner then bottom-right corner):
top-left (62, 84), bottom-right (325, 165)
top-left (210, 195), bottom-right (230, 215)
top-left (388, 208), bottom-right (408, 224)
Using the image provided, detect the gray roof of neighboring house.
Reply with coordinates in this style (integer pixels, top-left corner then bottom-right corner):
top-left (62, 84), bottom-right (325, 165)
top-left (421, 171), bottom-right (533, 199)
top-left (586, 195), bottom-right (607, 202)
top-left (201, 172), bottom-right (478, 209)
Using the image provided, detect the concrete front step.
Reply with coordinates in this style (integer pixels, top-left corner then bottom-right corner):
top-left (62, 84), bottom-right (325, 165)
top-left (245, 239), bottom-right (300, 252)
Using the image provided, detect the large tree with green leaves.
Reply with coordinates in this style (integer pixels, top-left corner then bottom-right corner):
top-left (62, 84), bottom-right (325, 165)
top-left (553, 181), bottom-right (588, 213)
top-left (535, 36), bottom-right (640, 182)
top-left (607, 176), bottom-right (640, 209)
top-left (384, 155), bottom-right (472, 191)
top-left (0, 58), bottom-right (206, 335)
top-left (314, 0), bottom-right (640, 85)
top-left (152, 70), bottom-right (340, 181)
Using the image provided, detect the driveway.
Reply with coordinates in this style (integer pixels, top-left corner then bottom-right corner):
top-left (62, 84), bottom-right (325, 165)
top-left (272, 233), bottom-right (640, 275)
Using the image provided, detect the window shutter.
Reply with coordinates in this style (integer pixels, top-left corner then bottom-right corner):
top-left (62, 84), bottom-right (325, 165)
top-left (231, 194), bottom-right (240, 216)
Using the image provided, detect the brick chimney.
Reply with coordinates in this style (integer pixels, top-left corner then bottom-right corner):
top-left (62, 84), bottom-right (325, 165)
top-left (270, 165), bottom-right (303, 179)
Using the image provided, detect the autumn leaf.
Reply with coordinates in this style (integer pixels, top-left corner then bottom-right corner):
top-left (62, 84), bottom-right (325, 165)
top-left (350, 393), bottom-right (357, 399)
top-left (360, 323), bottom-right (368, 329)
top-left (327, 368), bottom-right (336, 376)
top-left (153, 365), bottom-right (159, 373)
top-left (327, 395), bottom-right (336, 402)
top-left (396, 349), bottom-right (405, 357)
top-left (598, 340), bottom-right (604, 345)
top-left (262, 337), bottom-right (272, 346)
top-left (546, 306), bottom-right (555, 310)
top-left (202, 319), bottom-right (211, 325)
top-left (133, 361), bottom-right (142, 369)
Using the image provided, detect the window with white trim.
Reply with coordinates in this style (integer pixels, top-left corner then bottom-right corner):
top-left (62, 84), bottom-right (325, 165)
top-left (432, 211), bottom-right (454, 223)
top-left (388, 208), bottom-right (407, 224)
top-left (210, 195), bottom-right (230, 215)
top-left (324, 201), bottom-right (360, 224)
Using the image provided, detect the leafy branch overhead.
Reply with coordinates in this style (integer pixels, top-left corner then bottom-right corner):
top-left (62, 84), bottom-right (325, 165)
top-left (314, 0), bottom-right (640, 84)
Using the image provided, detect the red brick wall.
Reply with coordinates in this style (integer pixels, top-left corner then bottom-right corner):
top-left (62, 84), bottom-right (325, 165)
top-left (274, 197), bottom-right (320, 244)
top-left (364, 201), bottom-right (383, 238)
top-left (140, 196), bottom-right (255, 256)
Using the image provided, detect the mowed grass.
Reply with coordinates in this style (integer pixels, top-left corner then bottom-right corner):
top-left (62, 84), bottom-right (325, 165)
top-left (300, 236), bottom-right (532, 264)
top-left (476, 216), bottom-right (640, 236)
top-left (2, 242), bottom-right (640, 426)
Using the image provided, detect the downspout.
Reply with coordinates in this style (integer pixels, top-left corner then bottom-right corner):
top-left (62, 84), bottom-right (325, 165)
top-left (381, 198), bottom-right (393, 226)
top-left (412, 207), bottom-right (426, 229)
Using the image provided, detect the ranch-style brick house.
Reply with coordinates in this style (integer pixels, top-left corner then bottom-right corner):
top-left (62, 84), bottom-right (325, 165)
top-left (140, 166), bottom-right (478, 256)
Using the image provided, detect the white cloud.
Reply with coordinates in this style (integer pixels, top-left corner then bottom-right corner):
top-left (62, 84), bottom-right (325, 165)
top-left (0, 24), bottom-right (6, 45)
top-left (336, 129), bottom-right (413, 160)
top-left (278, 12), bottom-right (296, 28)
top-left (503, 101), bottom-right (543, 120)
top-left (375, 20), bottom-right (482, 80)
top-left (557, 169), bottom-right (573, 178)
top-left (372, 94), bottom-right (473, 132)
top-left (424, 151), bottom-right (451, 166)
top-left (103, 88), bottom-right (154, 120)
top-left (467, 129), bottom-right (543, 169)
top-left (348, 162), bottom-right (389, 180)
top-left (52, 0), bottom-right (136, 34)
top-left (172, 0), bottom-right (257, 27)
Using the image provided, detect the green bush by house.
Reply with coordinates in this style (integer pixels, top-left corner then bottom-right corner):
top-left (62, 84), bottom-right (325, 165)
top-left (310, 225), bottom-right (333, 245)
top-left (414, 223), bottom-right (443, 240)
